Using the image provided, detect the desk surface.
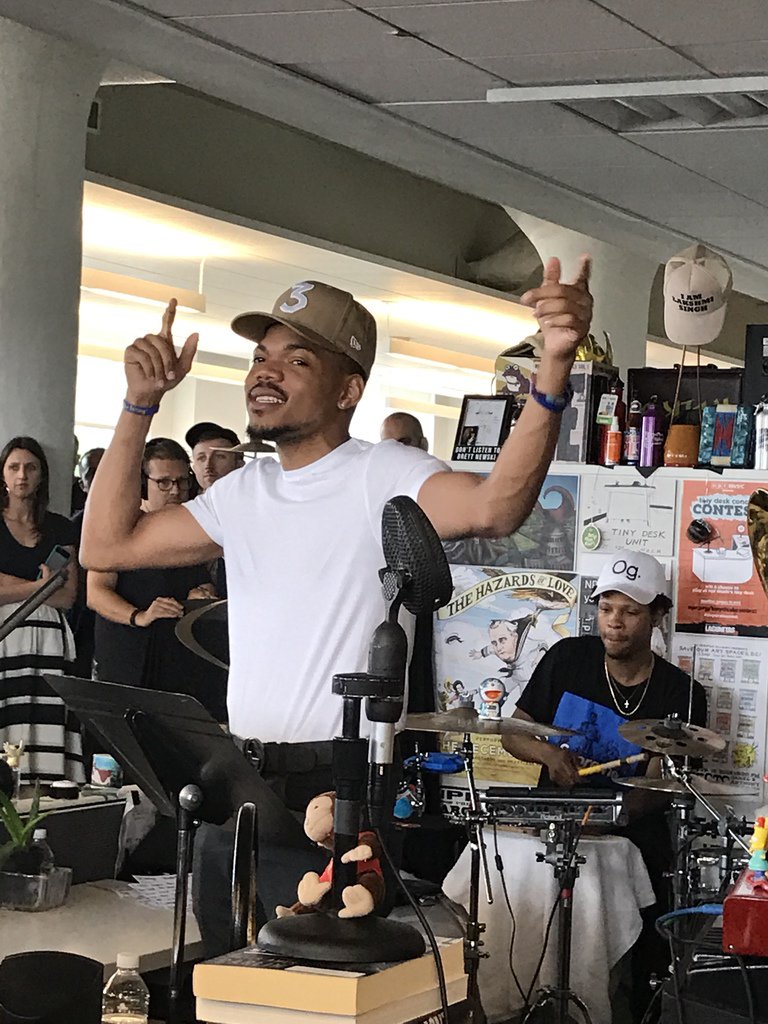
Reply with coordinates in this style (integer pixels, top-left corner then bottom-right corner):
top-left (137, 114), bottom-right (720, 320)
top-left (0, 881), bottom-right (203, 978)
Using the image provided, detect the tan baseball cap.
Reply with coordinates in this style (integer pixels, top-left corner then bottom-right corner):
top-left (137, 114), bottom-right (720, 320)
top-left (231, 280), bottom-right (377, 378)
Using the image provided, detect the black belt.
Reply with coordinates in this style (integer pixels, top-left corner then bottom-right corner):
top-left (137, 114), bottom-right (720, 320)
top-left (235, 736), bottom-right (334, 776)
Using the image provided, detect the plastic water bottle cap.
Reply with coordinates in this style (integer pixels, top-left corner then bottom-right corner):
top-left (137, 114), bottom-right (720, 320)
top-left (116, 953), bottom-right (140, 970)
top-left (32, 829), bottom-right (47, 840)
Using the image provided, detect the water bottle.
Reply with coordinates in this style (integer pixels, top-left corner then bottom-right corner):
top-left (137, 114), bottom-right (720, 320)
top-left (30, 829), bottom-right (54, 873)
top-left (102, 953), bottom-right (150, 1024)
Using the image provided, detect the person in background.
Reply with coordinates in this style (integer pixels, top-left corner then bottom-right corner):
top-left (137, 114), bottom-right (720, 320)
top-left (380, 411), bottom-right (428, 450)
top-left (186, 423), bottom-right (244, 598)
top-left (88, 437), bottom-right (227, 720)
top-left (0, 436), bottom-right (82, 782)
top-left (70, 435), bottom-right (85, 515)
top-left (69, 447), bottom-right (105, 679)
top-left (186, 422), bottom-right (244, 492)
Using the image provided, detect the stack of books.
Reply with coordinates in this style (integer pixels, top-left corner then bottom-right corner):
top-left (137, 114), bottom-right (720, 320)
top-left (193, 936), bottom-right (468, 1024)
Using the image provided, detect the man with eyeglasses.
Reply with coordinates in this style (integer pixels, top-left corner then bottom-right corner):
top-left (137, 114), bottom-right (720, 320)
top-left (86, 438), bottom-right (227, 719)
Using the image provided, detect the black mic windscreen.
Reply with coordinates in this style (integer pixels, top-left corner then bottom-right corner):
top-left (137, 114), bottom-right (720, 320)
top-left (381, 496), bottom-right (453, 616)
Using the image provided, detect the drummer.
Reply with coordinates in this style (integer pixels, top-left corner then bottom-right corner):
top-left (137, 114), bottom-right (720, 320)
top-left (501, 549), bottom-right (707, 1020)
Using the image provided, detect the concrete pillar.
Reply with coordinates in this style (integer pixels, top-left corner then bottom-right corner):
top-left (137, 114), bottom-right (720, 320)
top-left (0, 19), bottom-right (104, 510)
top-left (508, 208), bottom-right (660, 376)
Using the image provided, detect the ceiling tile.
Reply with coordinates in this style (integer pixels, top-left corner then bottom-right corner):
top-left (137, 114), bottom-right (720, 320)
top-left (683, 40), bottom-right (768, 75)
top-left (629, 130), bottom-right (768, 205)
top-left (478, 46), bottom-right (704, 84)
top-left (598, 0), bottom-right (768, 46)
top-left (176, 9), bottom-right (435, 62)
top-left (139, 0), bottom-right (345, 14)
top-left (288, 57), bottom-right (505, 101)
top-left (391, 101), bottom-right (607, 164)
top-left (374, 0), bottom-right (653, 59)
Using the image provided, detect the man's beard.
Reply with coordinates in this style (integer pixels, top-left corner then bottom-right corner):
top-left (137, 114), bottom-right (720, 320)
top-left (247, 422), bottom-right (305, 444)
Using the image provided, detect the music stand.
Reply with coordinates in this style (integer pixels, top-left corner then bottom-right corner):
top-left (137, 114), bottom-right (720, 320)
top-left (44, 675), bottom-right (308, 1024)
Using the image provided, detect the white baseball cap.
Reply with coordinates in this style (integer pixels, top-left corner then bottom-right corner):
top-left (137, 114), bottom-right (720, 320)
top-left (591, 550), bottom-right (669, 606)
top-left (663, 243), bottom-right (732, 348)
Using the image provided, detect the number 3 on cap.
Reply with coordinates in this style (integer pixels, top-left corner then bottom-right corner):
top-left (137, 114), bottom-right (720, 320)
top-left (280, 282), bottom-right (314, 314)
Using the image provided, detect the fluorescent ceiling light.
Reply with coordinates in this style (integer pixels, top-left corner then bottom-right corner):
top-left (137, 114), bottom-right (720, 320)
top-left (487, 75), bottom-right (768, 104)
top-left (367, 297), bottom-right (535, 348)
top-left (390, 337), bottom-right (495, 373)
top-left (81, 268), bottom-right (206, 313)
top-left (82, 203), bottom-right (243, 260)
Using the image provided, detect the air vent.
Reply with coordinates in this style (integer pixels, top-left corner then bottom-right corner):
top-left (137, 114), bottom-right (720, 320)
top-left (486, 75), bottom-right (768, 133)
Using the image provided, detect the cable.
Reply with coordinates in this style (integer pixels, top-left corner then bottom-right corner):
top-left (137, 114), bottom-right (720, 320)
top-left (638, 984), bottom-right (663, 1024)
top-left (373, 815), bottom-right (451, 1024)
top-left (524, 886), bottom-right (562, 1008)
top-left (735, 955), bottom-right (756, 1024)
top-left (491, 819), bottom-right (528, 1009)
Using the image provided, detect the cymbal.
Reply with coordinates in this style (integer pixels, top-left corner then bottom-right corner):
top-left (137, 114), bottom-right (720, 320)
top-left (618, 718), bottom-right (726, 756)
top-left (618, 775), bottom-right (750, 797)
top-left (405, 709), bottom-right (576, 738)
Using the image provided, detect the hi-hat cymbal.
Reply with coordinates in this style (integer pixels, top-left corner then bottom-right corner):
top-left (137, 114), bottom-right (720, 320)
top-left (405, 709), bottom-right (576, 738)
top-left (619, 775), bottom-right (750, 797)
top-left (618, 717), bottom-right (725, 756)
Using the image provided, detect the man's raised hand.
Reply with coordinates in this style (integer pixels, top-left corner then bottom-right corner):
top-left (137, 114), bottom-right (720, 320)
top-left (521, 255), bottom-right (592, 365)
top-left (124, 298), bottom-right (199, 407)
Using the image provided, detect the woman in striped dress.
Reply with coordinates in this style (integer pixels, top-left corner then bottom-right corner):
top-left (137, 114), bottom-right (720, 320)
top-left (0, 437), bottom-right (84, 783)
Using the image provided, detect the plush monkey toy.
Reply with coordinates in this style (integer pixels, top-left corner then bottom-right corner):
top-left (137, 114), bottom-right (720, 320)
top-left (275, 792), bottom-right (385, 920)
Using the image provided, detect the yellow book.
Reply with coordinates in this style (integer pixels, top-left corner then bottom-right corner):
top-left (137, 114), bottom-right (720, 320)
top-left (196, 977), bottom-right (469, 1023)
top-left (193, 937), bottom-right (465, 1016)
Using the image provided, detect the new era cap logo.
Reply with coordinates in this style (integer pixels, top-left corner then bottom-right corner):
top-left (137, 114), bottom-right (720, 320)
top-left (349, 335), bottom-right (362, 351)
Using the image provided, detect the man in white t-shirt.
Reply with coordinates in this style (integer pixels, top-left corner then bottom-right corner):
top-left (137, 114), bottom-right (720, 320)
top-left (82, 263), bottom-right (592, 950)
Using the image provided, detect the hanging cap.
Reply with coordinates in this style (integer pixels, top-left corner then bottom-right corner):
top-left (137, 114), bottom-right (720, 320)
top-left (232, 281), bottom-right (377, 378)
top-left (591, 550), bottom-right (669, 606)
top-left (663, 243), bottom-right (732, 348)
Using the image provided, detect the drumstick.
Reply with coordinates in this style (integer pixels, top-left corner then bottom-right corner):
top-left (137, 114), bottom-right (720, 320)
top-left (578, 753), bottom-right (648, 776)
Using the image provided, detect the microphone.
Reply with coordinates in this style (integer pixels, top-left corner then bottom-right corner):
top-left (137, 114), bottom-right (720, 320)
top-left (379, 495), bottom-right (453, 615)
top-left (367, 496), bottom-right (452, 823)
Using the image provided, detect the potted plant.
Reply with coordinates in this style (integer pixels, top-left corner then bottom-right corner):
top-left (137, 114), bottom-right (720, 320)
top-left (0, 785), bottom-right (72, 911)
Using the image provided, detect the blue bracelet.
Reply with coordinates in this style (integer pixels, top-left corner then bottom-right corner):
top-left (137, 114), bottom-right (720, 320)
top-left (529, 379), bottom-right (573, 414)
top-left (123, 399), bottom-right (159, 417)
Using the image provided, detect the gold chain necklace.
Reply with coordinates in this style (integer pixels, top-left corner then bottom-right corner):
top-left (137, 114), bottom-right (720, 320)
top-left (604, 655), bottom-right (654, 716)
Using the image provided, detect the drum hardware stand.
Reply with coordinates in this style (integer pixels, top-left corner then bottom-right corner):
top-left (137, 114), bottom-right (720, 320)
top-left (454, 732), bottom-right (493, 1013)
top-left (663, 756), bottom-right (750, 856)
top-left (523, 819), bottom-right (592, 1024)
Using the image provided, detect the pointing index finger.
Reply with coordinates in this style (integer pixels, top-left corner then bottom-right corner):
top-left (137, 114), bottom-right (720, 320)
top-left (572, 254), bottom-right (592, 290)
top-left (161, 298), bottom-right (177, 340)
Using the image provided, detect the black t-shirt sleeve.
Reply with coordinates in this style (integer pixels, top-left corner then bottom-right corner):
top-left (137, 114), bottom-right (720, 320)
top-left (516, 642), bottom-right (566, 723)
top-left (44, 512), bottom-right (78, 548)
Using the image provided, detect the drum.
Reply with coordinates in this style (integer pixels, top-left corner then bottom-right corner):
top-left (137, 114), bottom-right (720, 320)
top-left (689, 841), bottom-right (750, 902)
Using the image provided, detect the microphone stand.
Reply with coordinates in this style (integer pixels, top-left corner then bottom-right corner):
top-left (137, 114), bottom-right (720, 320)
top-left (0, 564), bottom-right (68, 643)
top-left (258, 582), bottom-right (426, 964)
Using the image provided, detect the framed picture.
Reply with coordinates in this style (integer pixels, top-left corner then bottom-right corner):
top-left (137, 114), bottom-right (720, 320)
top-left (451, 394), bottom-right (518, 462)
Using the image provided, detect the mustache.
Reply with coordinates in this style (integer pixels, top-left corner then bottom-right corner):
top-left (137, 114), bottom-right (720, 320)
top-left (248, 382), bottom-right (288, 402)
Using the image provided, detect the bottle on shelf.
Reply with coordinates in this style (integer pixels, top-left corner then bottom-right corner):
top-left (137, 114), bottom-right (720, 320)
top-left (30, 828), bottom-right (54, 874)
top-left (623, 397), bottom-right (643, 466)
top-left (640, 397), bottom-right (665, 468)
top-left (598, 379), bottom-right (626, 465)
top-left (604, 416), bottom-right (623, 467)
top-left (102, 953), bottom-right (150, 1024)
